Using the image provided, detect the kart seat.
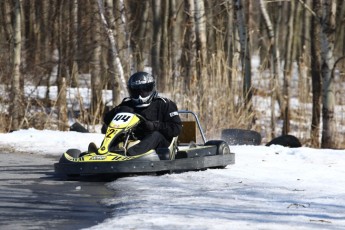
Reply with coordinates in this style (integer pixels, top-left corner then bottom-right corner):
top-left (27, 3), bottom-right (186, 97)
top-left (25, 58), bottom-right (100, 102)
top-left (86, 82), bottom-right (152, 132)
top-left (178, 121), bottom-right (196, 144)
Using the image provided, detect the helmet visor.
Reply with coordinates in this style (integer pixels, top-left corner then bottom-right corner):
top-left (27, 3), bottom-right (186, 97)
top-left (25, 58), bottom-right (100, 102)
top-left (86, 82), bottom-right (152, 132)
top-left (129, 88), bottom-right (152, 99)
top-left (128, 83), bottom-right (154, 99)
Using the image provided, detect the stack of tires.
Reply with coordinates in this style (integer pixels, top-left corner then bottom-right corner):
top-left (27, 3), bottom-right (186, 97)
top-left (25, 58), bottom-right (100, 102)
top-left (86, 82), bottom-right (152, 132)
top-left (221, 129), bottom-right (302, 147)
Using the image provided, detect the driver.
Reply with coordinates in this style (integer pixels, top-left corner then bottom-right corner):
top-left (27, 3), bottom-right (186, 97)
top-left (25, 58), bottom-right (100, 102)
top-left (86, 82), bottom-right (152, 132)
top-left (102, 71), bottom-right (182, 156)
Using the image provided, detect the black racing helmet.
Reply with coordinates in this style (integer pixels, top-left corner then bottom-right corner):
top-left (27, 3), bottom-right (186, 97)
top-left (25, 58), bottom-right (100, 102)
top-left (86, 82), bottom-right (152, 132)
top-left (127, 72), bottom-right (157, 106)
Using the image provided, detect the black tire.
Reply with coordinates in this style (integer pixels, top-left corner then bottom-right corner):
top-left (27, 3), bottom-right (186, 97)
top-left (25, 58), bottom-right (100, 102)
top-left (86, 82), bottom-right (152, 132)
top-left (205, 140), bottom-right (231, 169)
top-left (58, 149), bottom-right (81, 164)
top-left (205, 140), bottom-right (231, 155)
top-left (221, 128), bottom-right (261, 145)
top-left (70, 122), bottom-right (89, 133)
top-left (66, 149), bottom-right (81, 158)
top-left (61, 149), bottom-right (82, 177)
top-left (266, 135), bottom-right (302, 148)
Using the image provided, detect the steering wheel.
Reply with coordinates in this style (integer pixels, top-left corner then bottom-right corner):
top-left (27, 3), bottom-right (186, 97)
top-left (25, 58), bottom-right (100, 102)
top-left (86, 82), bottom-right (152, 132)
top-left (134, 113), bottom-right (147, 122)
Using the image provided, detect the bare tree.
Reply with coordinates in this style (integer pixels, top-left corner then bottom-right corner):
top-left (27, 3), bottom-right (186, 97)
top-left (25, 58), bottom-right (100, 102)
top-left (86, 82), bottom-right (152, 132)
top-left (310, 0), bottom-right (322, 148)
top-left (225, 1), bottom-right (235, 88)
top-left (42, 0), bottom-right (56, 105)
top-left (151, 0), bottom-right (163, 89)
top-left (1, 1), bottom-right (13, 43)
top-left (335, 1), bottom-right (345, 56)
top-left (181, 0), bottom-right (196, 93)
top-left (56, 0), bottom-right (68, 130)
top-left (320, 0), bottom-right (337, 148)
top-left (235, 0), bottom-right (252, 107)
top-left (90, 0), bottom-right (103, 124)
top-left (99, 0), bottom-right (126, 105)
top-left (160, 0), bottom-right (169, 91)
top-left (9, 0), bottom-right (24, 131)
top-left (114, 0), bottom-right (133, 74)
top-left (70, 0), bottom-right (80, 88)
top-left (194, 0), bottom-right (207, 79)
top-left (259, 0), bottom-right (282, 138)
top-left (169, 0), bottom-right (183, 81)
top-left (282, 1), bottom-right (296, 135)
top-left (129, 0), bottom-right (150, 71)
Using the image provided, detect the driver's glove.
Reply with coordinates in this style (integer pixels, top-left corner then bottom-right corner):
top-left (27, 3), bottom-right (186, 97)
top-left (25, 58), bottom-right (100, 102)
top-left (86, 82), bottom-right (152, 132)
top-left (101, 124), bottom-right (107, 134)
top-left (138, 120), bottom-right (159, 132)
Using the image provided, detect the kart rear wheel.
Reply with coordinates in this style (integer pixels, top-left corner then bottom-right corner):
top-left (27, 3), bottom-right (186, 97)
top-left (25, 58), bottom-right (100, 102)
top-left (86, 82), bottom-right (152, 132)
top-left (205, 140), bottom-right (231, 156)
top-left (205, 140), bottom-right (231, 169)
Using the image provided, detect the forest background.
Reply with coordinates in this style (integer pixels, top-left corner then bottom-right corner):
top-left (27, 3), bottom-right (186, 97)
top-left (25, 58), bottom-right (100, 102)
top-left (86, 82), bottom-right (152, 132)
top-left (1, 0), bottom-right (345, 149)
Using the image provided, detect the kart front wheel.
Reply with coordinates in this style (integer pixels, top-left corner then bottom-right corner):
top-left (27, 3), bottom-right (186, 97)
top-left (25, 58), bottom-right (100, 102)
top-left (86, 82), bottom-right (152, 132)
top-left (58, 149), bottom-right (81, 177)
top-left (66, 149), bottom-right (81, 158)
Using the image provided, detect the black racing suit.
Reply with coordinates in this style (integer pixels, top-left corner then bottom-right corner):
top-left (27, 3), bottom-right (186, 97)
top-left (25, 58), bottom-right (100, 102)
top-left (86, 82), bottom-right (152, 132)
top-left (102, 95), bottom-right (182, 155)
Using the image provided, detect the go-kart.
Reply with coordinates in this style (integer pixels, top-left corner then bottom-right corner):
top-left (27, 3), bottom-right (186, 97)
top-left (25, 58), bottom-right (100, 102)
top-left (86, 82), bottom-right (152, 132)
top-left (54, 110), bottom-right (235, 177)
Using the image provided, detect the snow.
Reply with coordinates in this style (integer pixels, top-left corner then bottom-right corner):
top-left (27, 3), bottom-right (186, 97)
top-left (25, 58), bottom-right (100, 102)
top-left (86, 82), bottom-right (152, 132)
top-left (0, 129), bottom-right (344, 229)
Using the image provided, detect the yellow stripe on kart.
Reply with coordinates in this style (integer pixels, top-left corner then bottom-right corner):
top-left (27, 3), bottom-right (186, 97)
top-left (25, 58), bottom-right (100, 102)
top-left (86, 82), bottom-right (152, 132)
top-left (64, 150), bottom-right (154, 162)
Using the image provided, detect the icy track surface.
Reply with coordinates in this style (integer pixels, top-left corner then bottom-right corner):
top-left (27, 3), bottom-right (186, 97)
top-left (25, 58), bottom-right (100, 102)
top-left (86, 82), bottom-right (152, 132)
top-left (86, 145), bottom-right (345, 230)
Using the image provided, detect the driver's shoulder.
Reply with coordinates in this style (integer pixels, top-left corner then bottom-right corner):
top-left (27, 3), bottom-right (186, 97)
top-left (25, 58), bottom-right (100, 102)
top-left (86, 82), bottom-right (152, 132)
top-left (153, 95), bottom-right (171, 104)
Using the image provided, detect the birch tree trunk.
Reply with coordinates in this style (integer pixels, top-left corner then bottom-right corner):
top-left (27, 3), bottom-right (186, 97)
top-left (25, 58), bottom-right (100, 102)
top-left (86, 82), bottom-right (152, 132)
top-left (10, 0), bottom-right (24, 131)
top-left (320, 0), bottom-right (336, 148)
top-left (194, 0), bottom-right (208, 120)
top-left (114, 0), bottom-right (133, 73)
top-left (104, 0), bottom-right (121, 105)
top-left (104, 0), bottom-right (117, 105)
top-left (56, 0), bottom-right (68, 131)
top-left (97, 0), bottom-right (126, 105)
